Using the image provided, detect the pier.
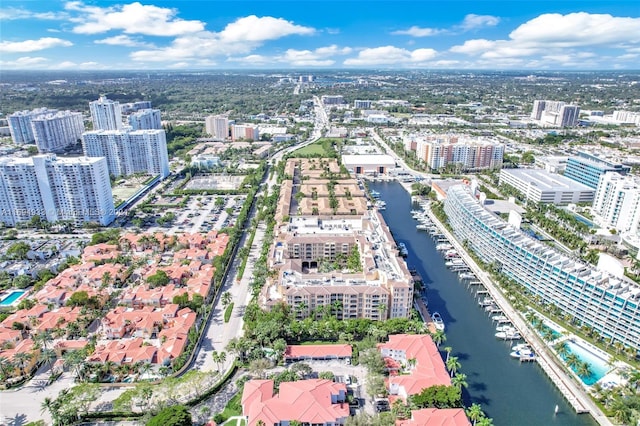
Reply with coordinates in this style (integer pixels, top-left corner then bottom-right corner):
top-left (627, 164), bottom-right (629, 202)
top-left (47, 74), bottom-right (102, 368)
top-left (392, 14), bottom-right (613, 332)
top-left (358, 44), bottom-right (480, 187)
top-left (423, 204), bottom-right (609, 422)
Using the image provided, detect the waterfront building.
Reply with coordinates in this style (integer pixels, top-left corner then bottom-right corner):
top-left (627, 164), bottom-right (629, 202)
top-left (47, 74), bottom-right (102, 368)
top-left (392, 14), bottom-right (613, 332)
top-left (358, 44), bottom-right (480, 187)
top-left (90, 95), bottom-right (122, 131)
top-left (231, 124), bottom-right (259, 141)
top-left (499, 168), bottom-right (594, 204)
top-left (444, 184), bottom-right (640, 351)
top-left (593, 172), bottom-right (640, 234)
top-left (8, 108), bottom-right (58, 144)
top-left (204, 115), bottom-right (229, 139)
top-left (414, 135), bottom-right (503, 172)
top-left (261, 158), bottom-right (414, 320)
top-left (82, 129), bottom-right (170, 178)
top-left (0, 155), bottom-right (114, 227)
top-left (564, 151), bottom-right (631, 190)
top-left (342, 154), bottom-right (396, 175)
top-left (128, 109), bottom-right (162, 130)
top-left (31, 110), bottom-right (84, 153)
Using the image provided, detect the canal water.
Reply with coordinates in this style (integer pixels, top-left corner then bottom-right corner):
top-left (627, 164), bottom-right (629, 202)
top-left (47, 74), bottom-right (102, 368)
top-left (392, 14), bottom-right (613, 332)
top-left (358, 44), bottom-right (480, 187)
top-left (371, 181), bottom-right (596, 426)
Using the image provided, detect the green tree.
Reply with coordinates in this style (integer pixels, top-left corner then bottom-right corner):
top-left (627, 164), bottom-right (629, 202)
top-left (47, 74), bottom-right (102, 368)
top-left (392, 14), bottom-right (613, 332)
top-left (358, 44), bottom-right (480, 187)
top-left (466, 403), bottom-right (484, 426)
top-left (6, 242), bottom-right (30, 260)
top-left (146, 404), bottom-right (192, 426)
top-left (446, 356), bottom-right (461, 378)
top-left (147, 270), bottom-right (170, 288)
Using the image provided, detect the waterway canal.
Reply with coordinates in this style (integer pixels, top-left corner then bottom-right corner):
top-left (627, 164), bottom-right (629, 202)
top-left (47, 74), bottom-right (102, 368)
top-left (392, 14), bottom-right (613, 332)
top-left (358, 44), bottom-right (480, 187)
top-left (370, 181), bottom-right (596, 426)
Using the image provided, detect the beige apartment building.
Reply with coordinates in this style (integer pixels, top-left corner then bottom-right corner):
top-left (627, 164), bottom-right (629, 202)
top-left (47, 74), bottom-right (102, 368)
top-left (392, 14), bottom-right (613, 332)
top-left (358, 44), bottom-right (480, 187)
top-left (261, 158), bottom-right (414, 320)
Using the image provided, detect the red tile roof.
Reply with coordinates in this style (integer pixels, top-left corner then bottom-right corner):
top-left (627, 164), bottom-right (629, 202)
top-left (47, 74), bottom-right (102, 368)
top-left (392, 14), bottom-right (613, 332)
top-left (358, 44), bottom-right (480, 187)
top-left (396, 408), bottom-right (471, 426)
top-left (284, 344), bottom-right (352, 360)
top-left (242, 379), bottom-right (349, 426)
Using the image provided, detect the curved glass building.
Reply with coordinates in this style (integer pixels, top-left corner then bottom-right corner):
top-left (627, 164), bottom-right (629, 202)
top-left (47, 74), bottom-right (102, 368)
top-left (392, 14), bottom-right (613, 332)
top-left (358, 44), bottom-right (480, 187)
top-left (444, 184), bottom-right (640, 352)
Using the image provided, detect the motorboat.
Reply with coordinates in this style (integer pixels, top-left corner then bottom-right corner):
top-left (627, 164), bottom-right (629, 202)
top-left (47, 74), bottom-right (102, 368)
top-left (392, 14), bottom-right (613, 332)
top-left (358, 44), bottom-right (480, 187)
top-left (431, 312), bottom-right (445, 331)
top-left (445, 259), bottom-right (465, 268)
top-left (496, 329), bottom-right (521, 340)
top-left (397, 242), bottom-right (408, 257)
top-left (445, 250), bottom-right (459, 258)
top-left (416, 224), bottom-right (428, 230)
top-left (459, 273), bottom-right (475, 280)
top-left (496, 323), bottom-right (514, 332)
top-left (510, 346), bottom-right (536, 359)
top-left (436, 243), bottom-right (453, 251)
top-left (478, 296), bottom-right (494, 307)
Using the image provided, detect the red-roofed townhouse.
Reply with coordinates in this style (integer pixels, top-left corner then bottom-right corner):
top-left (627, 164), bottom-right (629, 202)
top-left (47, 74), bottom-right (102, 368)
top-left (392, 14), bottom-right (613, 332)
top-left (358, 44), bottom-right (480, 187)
top-left (0, 339), bottom-right (39, 378)
top-left (396, 408), bottom-right (471, 426)
top-left (242, 379), bottom-right (349, 426)
top-left (378, 334), bottom-right (451, 400)
top-left (284, 344), bottom-right (352, 364)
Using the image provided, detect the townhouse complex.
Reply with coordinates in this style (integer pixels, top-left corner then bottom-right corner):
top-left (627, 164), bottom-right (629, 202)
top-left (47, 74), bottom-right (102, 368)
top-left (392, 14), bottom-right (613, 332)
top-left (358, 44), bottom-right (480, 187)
top-left (444, 184), bottom-right (640, 351)
top-left (260, 158), bottom-right (414, 320)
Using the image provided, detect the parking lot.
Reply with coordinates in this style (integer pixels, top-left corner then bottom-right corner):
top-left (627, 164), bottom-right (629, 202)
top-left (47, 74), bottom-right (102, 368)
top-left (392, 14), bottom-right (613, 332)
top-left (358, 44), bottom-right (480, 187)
top-left (173, 195), bottom-right (247, 234)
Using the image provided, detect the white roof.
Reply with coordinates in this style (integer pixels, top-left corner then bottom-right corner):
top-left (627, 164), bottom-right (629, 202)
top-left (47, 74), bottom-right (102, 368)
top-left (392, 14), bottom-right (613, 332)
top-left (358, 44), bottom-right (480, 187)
top-left (502, 168), bottom-right (592, 191)
top-left (341, 154), bottom-right (396, 167)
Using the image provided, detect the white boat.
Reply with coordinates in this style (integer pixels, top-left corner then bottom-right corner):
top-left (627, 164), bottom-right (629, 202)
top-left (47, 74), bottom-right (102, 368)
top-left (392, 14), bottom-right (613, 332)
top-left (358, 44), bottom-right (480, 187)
top-left (478, 297), bottom-right (494, 307)
top-left (496, 324), bottom-right (515, 332)
top-left (436, 243), bottom-right (453, 251)
top-left (410, 210), bottom-right (422, 216)
top-left (445, 259), bottom-right (465, 268)
top-left (492, 314), bottom-right (508, 322)
top-left (416, 224), bottom-right (428, 230)
top-left (397, 242), bottom-right (408, 257)
top-left (496, 330), bottom-right (521, 340)
top-left (431, 312), bottom-right (445, 331)
top-left (459, 273), bottom-right (475, 280)
top-left (510, 347), bottom-right (536, 359)
top-left (445, 250), bottom-right (459, 258)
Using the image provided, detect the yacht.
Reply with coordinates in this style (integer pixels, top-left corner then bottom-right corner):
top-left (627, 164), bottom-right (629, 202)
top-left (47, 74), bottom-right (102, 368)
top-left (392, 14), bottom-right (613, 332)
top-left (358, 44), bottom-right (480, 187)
top-left (496, 323), bottom-right (514, 332)
top-left (496, 329), bottom-right (521, 340)
top-left (416, 224), bottom-right (428, 230)
top-left (510, 346), bottom-right (536, 360)
top-left (478, 296), bottom-right (494, 307)
top-left (397, 242), bottom-right (408, 257)
top-left (375, 200), bottom-right (387, 210)
top-left (431, 312), bottom-right (445, 331)
top-left (436, 243), bottom-right (453, 251)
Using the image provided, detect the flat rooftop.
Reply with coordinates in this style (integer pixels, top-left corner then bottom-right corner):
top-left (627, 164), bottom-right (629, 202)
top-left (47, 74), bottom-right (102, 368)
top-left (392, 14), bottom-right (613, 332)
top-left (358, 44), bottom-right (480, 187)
top-left (502, 168), bottom-right (592, 191)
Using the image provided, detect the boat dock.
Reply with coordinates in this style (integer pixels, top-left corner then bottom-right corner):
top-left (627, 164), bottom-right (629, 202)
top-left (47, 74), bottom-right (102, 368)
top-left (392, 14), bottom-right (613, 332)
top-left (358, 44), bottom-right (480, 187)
top-left (423, 206), bottom-right (608, 421)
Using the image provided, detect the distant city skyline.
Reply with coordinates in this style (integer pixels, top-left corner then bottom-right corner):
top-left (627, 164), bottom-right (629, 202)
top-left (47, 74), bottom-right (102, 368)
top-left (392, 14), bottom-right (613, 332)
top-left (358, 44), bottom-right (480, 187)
top-left (1, 1), bottom-right (639, 70)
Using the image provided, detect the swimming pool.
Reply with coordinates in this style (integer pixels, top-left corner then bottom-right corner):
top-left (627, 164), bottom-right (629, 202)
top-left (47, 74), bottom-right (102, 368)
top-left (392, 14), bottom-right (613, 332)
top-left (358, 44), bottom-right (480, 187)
top-left (0, 290), bottom-right (26, 306)
top-left (565, 340), bottom-right (610, 386)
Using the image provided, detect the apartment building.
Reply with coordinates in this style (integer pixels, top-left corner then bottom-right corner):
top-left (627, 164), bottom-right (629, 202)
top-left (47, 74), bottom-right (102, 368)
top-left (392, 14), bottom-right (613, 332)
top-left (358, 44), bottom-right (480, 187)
top-left (128, 109), bottom-right (162, 130)
top-left (321, 95), bottom-right (345, 105)
top-left (444, 184), bottom-right (640, 351)
top-left (593, 172), bottom-right (640, 234)
top-left (0, 155), bottom-right (115, 226)
top-left (231, 124), bottom-right (259, 141)
top-left (90, 95), bottom-right (123, 131)
top-left (204, 115), bottom-right (229, 139)
top-left (413, 135), bottom-right (504, 171)
top-left (31, 110), bottom-right (85, 153)
top-left (354, 99), bottom-right (372, 109)
top-left (262, 158), bottom-right (414, 320)
top-left (8, 108), bottom-right (58, 144)
top-left (82, 129), bottom-right (170, 178)
top-left (564, 151), bottom-right (631, 190)
top-left (499, 168), bottom-right (594, 204)
top-left (530, 100), bottom-right (580, 127)
top-left (121, 101), bottom-right (152, 115)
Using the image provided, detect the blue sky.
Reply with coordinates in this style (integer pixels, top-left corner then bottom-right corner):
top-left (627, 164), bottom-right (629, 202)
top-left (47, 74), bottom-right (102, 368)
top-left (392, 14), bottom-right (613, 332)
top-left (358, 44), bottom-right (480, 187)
top-left (1, 0), bottom-right (639, 70)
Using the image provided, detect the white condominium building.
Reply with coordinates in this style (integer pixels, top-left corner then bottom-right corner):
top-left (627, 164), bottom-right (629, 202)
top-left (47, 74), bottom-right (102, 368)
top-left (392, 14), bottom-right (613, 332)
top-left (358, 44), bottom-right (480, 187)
top-left (128, 109), bottom-right (162, 130)
top-left (444, 184), bottom-right (640, 352)
top-left (531, 100), bottom-right (580, 127)
top-left (8, 108), bottom-right (58, 144)
top-left (231, 124), bottom-right (259, 141)
top-left (0, 155), bottom-right (114, 226)
top-left (82, 129), bottom-right (170, 178)
top-left (205, 115), bottom-right (229, 139)
top-left (31, 111), bottom-right (85, 153)
top-left (593, 172), bottom-right (640, 234)
top-left (90, 95), bottom-right (123, 131)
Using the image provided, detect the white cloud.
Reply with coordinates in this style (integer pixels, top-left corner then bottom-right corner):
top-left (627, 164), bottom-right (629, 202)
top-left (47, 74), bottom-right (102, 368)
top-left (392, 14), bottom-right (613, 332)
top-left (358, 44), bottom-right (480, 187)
top-left (449, 39), bottom-right (496, 55)
top-left (391, 26), bottom-right (441, 37)
top-left (0, 37), bottom-right (72, 53)
top-left (460, 14), bottom-right (500, 30)
top-left (344, 46), bottom-right (437, 66)
top-left (509, 13), bottom-right (640, 47)
top-left (65, 1), bottom-right (205, 36)
top-left (0, 7), bottom-right (67, 21)
top-left (218, 15), bottom-right (315, 42)
top-left (227, 55), bottom-right (272, 65)
top-left (0, 56), bottom-right (48, 69)
top-left (167, 62), bottom-right (190, 69)
top-left (95, 35), bottom-right (152, 47)
top-left (131, 15), bottom-right (317, 63)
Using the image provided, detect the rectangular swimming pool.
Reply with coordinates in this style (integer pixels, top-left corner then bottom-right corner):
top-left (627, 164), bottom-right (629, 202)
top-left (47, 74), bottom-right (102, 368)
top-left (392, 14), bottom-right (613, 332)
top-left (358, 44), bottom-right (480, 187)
top-left (0, 290), bottom-right (26, 306)
top-left (565, 340), bottom-right (610, 386)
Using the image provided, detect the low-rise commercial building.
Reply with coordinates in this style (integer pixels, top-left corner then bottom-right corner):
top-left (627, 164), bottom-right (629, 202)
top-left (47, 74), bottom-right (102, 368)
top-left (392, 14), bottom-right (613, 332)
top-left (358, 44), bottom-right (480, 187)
top-left (499, 168), bottom-right (594, 204)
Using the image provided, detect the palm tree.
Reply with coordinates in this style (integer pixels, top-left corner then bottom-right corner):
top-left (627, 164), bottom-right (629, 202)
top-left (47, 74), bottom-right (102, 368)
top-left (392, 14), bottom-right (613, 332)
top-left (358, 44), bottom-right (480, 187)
top-left (553, 341), bottom-right (569, 358)
top-left (13, 351), bottom-right (32, 376)
top-left (40, 348), bottom-right (57, 371)
top-left (466, 403), bottom-right (484, 426)
top-left (576, 361), bottom-right (593, 379)
top-left (451, 373), bottom-right (468, 390)
top-left (443, 346), bottom-right (453, 362)
top-left (0, 356), bottom-right (15, 381)
top-left (34, 329), bottom-right (54, 351)
top-left (432, 330), bottom-right (446, 347)
top-left (446, 356), bottom-right (461, 378)
top-left (221, 291), bottom-right (232, 309)
top-left (476, 417), bottom-right (494, 426)
top-left (565, 353), bottom-right (581, 370)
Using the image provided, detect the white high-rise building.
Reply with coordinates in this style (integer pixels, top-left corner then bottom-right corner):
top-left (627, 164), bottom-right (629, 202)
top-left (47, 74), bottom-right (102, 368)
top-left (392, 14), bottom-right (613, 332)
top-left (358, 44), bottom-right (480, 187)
top-left (82, 129), bottom-right (170, 178)
top-left (8, 108), bottom-right (57, 144)
top-left (231, 124), bottom-right (259, 141)
top-left (128, 109), bottom-right (162, 130)
top-left (531, 100), bottom-right (580, 127)
top-left (0, 155), bottom-right (114, 226)
top-left (90, 96), bottom-right (123, 131)
top-left (593, 172), bottom-right (640, 235)
top-left (205, 115), bottom-right (229, 139)
top-left (31, 111), bottom-right (85, 153)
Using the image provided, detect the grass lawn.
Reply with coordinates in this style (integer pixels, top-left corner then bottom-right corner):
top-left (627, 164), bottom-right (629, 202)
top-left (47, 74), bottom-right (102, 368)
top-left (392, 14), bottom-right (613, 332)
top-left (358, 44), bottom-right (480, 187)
top-left (220, 392), bottom-right (243, 421)
top-left (291, 142), bottom-right (329, 156)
